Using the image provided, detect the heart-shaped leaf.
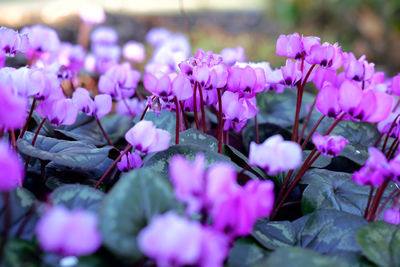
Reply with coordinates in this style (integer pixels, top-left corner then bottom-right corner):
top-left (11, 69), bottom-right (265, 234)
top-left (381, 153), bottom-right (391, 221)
top-left (251, 220), bottom-right (296, 250)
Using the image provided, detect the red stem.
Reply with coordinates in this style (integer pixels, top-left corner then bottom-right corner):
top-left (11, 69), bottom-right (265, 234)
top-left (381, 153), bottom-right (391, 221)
top-left (197, 83), bottom-right (207, 134)
top-left (10, 130), bottom-right (17, 151)
top-left (216, 87), bottom-right (223, 154)
top-left (364, 186), bottom-right (375, 218)
top-left (179, 101), bottom-right (189, 130)
top-left (24, 118), bottom-right (47, 174)
top-left (374, 190), bottom-right (400, 221)
top-left (94, 144), bottom-right (133, 189)
top-left (122, 97), bottom-right (136, 118)
top-left (139, 104), bottom-right (149, 121)
top-left (174, 97), bottom-right (180, 145)
top-left (19, 99), bottom-right (37, 139)
top-left (192, 82), bottom-right (201, 130)
top-left (96, 118), bottom-right (113, 146)
top-left (301, 114), bottom-right (325, 150)
top-left (366, 179), bottom-right (390, 221)
top-left (255, 114), bottom-right (259, 144)
top-left (298, 97), bottom-right (317, 143)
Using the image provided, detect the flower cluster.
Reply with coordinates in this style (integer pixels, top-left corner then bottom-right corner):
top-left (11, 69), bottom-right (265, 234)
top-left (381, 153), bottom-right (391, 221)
top-left (138, 154), bottom-right (274, 266)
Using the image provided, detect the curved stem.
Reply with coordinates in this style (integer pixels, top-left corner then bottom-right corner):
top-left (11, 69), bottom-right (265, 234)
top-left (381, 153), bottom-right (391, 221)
top-left (298, 97), bottom-right (317, 143)
top-left (24, 118), bottom-right (47, 174)
top-left (94, 144), bottom-right (133, 189)
top-left (216, 87), bottom-right (223, 154)
top-left (19, 99), bottom-right (37, 139)
top-left (381, 114), bottom-right (400, 153)
top-left (374, 190), bottom-right (400, 221)
top-left (366, 179), bottom-right (390, 221)
top-left (122, 97), bottom-right (135, 118)
top-left (197, 83), bottom-right (207, 134)
top-left (96, 118), bottom-right (113, 146)
top-left (174, 97), bottom-right (180, 145)
top-left (10, 130), bottom-right (16, 151)
top-left (301, 114), bottom-right (325, 150)
top-left (179, 101), bottom-right (189, 130)
top-left (193, 82), bottom-right (200, 130)
top-left (364, 186), bottom-right (375, 218)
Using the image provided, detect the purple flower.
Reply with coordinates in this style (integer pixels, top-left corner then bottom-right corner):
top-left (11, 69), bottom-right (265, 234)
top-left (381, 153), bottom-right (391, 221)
top-left (36, 98), bottom-right (78, 126)
top-left (79, 4), bottom-right (105, 25)
top-left (169, 154), bottom-right (205, 214)
top-left (281, 59), bottom-right (302, 87)
top-left (227, 65), bottom-right (265, 97)
top-left (123, 41), bottom-right (146, 63)
top-left (377, 108), bottom-right (400, 138)
top-left (312, 133), bottom-right (349, 157)
top-left (125, 120), bottom-right (171, 154)
top-left (390, 74), bottom-right (400, 96)
top-left (338, 80), bottom-right (393, 122)
top-left (115, 98), bottom-right (146, 117)
top-left (0, 27), bottom-right (29, 57)
top-left (352, 147), bottom-right (392, 187)
top-left (0, 141), bottom-right (24, 191)
top-left (146, 27), bottom-right (171, 47)
top-left (220, 46), bottom-right (246, 65)
top-left (117, 151), bottom-right (143, 172)
top-left (21, 25), bottom-right (60, 60)
top-left (383, 207), bottom-right (400, 225)
top-left (249, 135), bottom-right (302, 175)
top-left (306, 42), bottom-right (342, 70)
top-left (72, 87), bottom-right (95, 114)
top-left (138, 212), bottom-right (203, 267)
top-left (0, 75), bottom-right (27, 130)
top-left (85, 44), bottom-right (121, 74)
top-left (98, 62), bottom-right (141, 100)
top-left (91, 27), bottom-right (118, 46)
top-left (36, 206), bottom-right (101, 256)
top-left (276, 33), bottom-right (320, 59)
top-left (312, 67), bottom-right (338, 90)
top-left (343, 53), bottom-right (375, 82)
top-left (57, 43), bottom-right (86, 74)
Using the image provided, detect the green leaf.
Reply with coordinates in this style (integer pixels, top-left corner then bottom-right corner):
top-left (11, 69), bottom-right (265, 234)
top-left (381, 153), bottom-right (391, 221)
top-left (227, 237), bottom-right (268, 267)
top-left (294, 210), bottom-right (367, 254)
top-left (257, 247), bottom-right (339, 267)
top-left (303, 150), bottom-right (332, 168)
top-left (179, 128), bottom-right (218, 152)
top-left (100, 113), bottom-right (134, 143)
top-left (242, 122), bottom-right (291, 151)
top-left (2, 238), bottom-right (40, 267)
top-left (301, 169), bottom-right (396, 216)
top-left (329, 251), bottom-right (376, 267)
top-left (251, 220), bottom-right (296, 250)
top-left (18, 132), bottom-right (115, 170)
top-left (99, 167), bottom-right (178, 261)
top-left (50, 184), bottom-right (105, 213)
top-left (355, 221), bottom-right (400, 267)
top-left (55, 120), bottom-right (108, 146)
top-left (0, 188), bottom-right (39, 240)
top-left (135, 110), bottom-right (176, 144)
top-left (143, 144), bottom-right (231, 179)
top-left (257, 89), bottom-right (314, 128)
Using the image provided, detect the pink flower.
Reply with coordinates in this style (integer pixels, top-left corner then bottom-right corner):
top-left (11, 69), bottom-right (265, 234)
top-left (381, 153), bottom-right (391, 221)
top-left (115, 98), bottom-right (146, 117)
top-left (169, 154), bottom-right (206, 214)
top-left (316, 83), bottom-right (342, 118)
top-left (220, 46), bottom-right (246, 65)
top-left (249, 135), bottom-right (302, 175)
top-left (383, 207), bottom-right (400, 225)
top-left (0, 141), bottom-right (24, 191)
top-left (306, 42), bottom-right (342, 70)
top-left (312, 133), bottom-right (349, 157)
top-left (36, 206), bottom-right (101, 256)
top-left (0, 27), bottom-right (29, 57)
top-left (91, 27), bottom-right (118, 46)
top-left (281, 59), bottom-right (302, 88)
top-left (117, 151), bottom-right (142, 172)
top-left (138, 212), bottom-right (203, 267)
top-left (276, 33), bottom-right (320, 59)
top-left (122, 41), bottom-right (146, 63)
top-left (36, 97), bottom-right (78, 126)
top-left (21, 25), bottom-right (60, 60)
top-left (125, 120), bottom-right (171, 154)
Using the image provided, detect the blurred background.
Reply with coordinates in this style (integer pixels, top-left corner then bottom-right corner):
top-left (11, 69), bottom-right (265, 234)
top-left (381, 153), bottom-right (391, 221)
top-left (1, 0), bottom-right (400, 75)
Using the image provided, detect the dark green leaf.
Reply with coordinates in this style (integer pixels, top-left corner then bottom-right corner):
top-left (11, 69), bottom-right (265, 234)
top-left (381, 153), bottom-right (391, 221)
top-left (227, 237), bottom-right (268, 267)
top-left (294, 210), bottom-right (367, 254)
top-left (2, 238), bottom-right (40, 267)
top-left (179, 128), bottom-right (218, 152)
top-left (242, 122), bottom-right (291, 151)
top-left (355, 221), bottom-right (400, 267)
top-left (99, 168), bottom-right (178, 261)
top-left (100, 113), bottom-right (134, 143)
top-left (301, 169), bottom-right (396, 216)
top-left (251, 220), bottom-right (296, 250)
top-left (18, 132), bottom-right (115, 170)
top-left (50, 184), bottom-right (105, 213)
top-left (257, 247), bottom-right (338, 267)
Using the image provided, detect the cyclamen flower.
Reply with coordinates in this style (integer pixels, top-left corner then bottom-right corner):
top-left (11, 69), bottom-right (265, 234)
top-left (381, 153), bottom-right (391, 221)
top-left (98, 62), bottom-right (141, 100)
top-left (36, 98), bottom-right (78, 126)
top-left (0, 141), bottom-right (24, 191)
top-left (72, 88), bottom-right (112, 119)
top-left (342, 53), bottom-right (375, 82)
top-left (36, 206), bottom-right (101, 256)
top-left (125, 120), bottom-right (170, 154)
top-left (338, 80), bottom-right (393, 123)
top-left (123, 41), bottom-right (146, 63)
top-left (390, 74), bottom-right (400, 96)
top-left (91, 27), bottom-right (118, 46)
top-left (306, 42), bottom-right (342, 70)
top-left (220, 46), bottom-right (246, 65)
top-left (281, 59), bottom-right (302, 87)
top-left (0, 27), bottom-right (29, 57)
top-left (57, 43), bottom-right (86, 74)
top-left (377, 108), bottom-right (400, 138)
top-left (312, 67), bottom-right (338, 90)
top-left (144, 72), bottom-right (192, 102)
top-left (249, 135), bottom-right (302, 175)
top-left (227, 65), bottom-right (266, 97)
top-left (276, 33), bottom-right (320, 59)
top-left (21, 25), bottom-right (60, 60)
top-left (312, 133), bottom-right (349, 157)
top-left (316, 83), bottom-right (342, 118)
top-left (352, 147), bottom-right (392, 187)
top-left (146, 27), bottom-right (171, 47)
top-left (115, 98), bottom-right (146, 117)
top-left (138, 212), bottom-right (229, 267)
top-left (117, 151), bottom-right (142, 172)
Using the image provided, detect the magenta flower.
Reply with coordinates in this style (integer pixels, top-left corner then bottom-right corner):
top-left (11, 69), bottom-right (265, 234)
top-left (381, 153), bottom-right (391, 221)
top-left (390, 73), bottom-right (400, 96)
top-left (115, 98), bottom-right (146, 117)
top-left (0, 27), bottom-right (29, 57)
top-left (72, 87), bottom-right (95, 114)
top-left (117, 151), bottom-right (143, 172)
top-left (220, 46), bottom-right (246, 65)
top-left (138, 212), bottom-right (203, 267)
top-left (312, 67), bottom-right (338, 90)
top-left (377, 108), bottom-right (400, 138)
top-left (144, 72), bottom-right (192, 102)
top-left (342, 53), bottom-right (375, 82)
top-left (91, 26), bottom-right (118, 46)
top-left (169, 154), bottom-right (205, 214)
top-left (36, 98), bottom-right (78, 126)
top-left (352, 147), bottom-right (392, 187)
top-left (312, 133), bottom-right (349, 157)
top-left (383, 207), bottom-right (400, 225)
top-left (36, 206), bottom-right (101, 256)
top-left (146, 27), bottom-right (171, 47)
top-left (98, 62), bottom-right (141, 100)
top-left (281, 59), bottom-right (302, 87)
top-left (306, 42), bottom-right (342, 70)
top-left (86, 44), bottom-right (121, 74)
top-left (0, 141), bottom-right (24, 191)
top-left (21, 25), bottom-right (60, 60)
top-left (249, 135), bottom-right (302, 175)
top-left (0, 76), bottom-right (27, 130)
top-left (338, 80), bottom-right (393, 122)
top-left (316, 83), bottom-right (342, 118)
top-left (227, 65), bottom-right (265, 97)
top-left (125, 120), bottom-right (171, 154)
top-left (57, 43), bottom-right (86, 74)
top-left (276, 33), bottom-right (320, 59)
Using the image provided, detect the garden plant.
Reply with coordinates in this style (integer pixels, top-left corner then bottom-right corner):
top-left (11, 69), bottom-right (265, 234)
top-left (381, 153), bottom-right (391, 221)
top-left (0, 6), bottom-right (400, 267)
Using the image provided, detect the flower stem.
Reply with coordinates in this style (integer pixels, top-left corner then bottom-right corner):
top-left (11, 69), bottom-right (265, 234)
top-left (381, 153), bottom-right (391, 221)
top-left (96, 118), bottom-right (113, 146)
top-left (298, 97), bottom-right (317, 143)
top-left (364, 186), bottom-right (375, 218)
top-left (24, 118), bottom-right (47, 174)
top-left (94, 144), bottom-right (133, 189)
top-left (122, 97), bottom-right (135, 118)
top-left (197, 83), bottom-right (207, 134)
top-left (366, 179), bottom-right (390, 221)
top-left (193, 82), bottom-right (200, 130)
top-left (10, 130), bottom-right (17, 151)
top-left (301, 114), bottom-right (325, 150)
top-left (374, 190), bottom-right (400, 221)
top-left (19, 99), bottom-right (37, 139)
top-left (179, 101), bottom-right (189, 130)
top-left (255, 114), bottom-right (259, 144)
top-left (174, 97), bottom-right (180, 145)
top-left (216, 87), bottom-right (223, 154)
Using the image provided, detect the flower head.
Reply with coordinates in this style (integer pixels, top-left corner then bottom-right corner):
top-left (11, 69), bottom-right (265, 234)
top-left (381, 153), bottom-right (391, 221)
top-left (312, 133), bottom-right (349, 157)
top-left (0, 141), bottom-right (24, 191)
top-left (117, 151), bottom-right (143, 172)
